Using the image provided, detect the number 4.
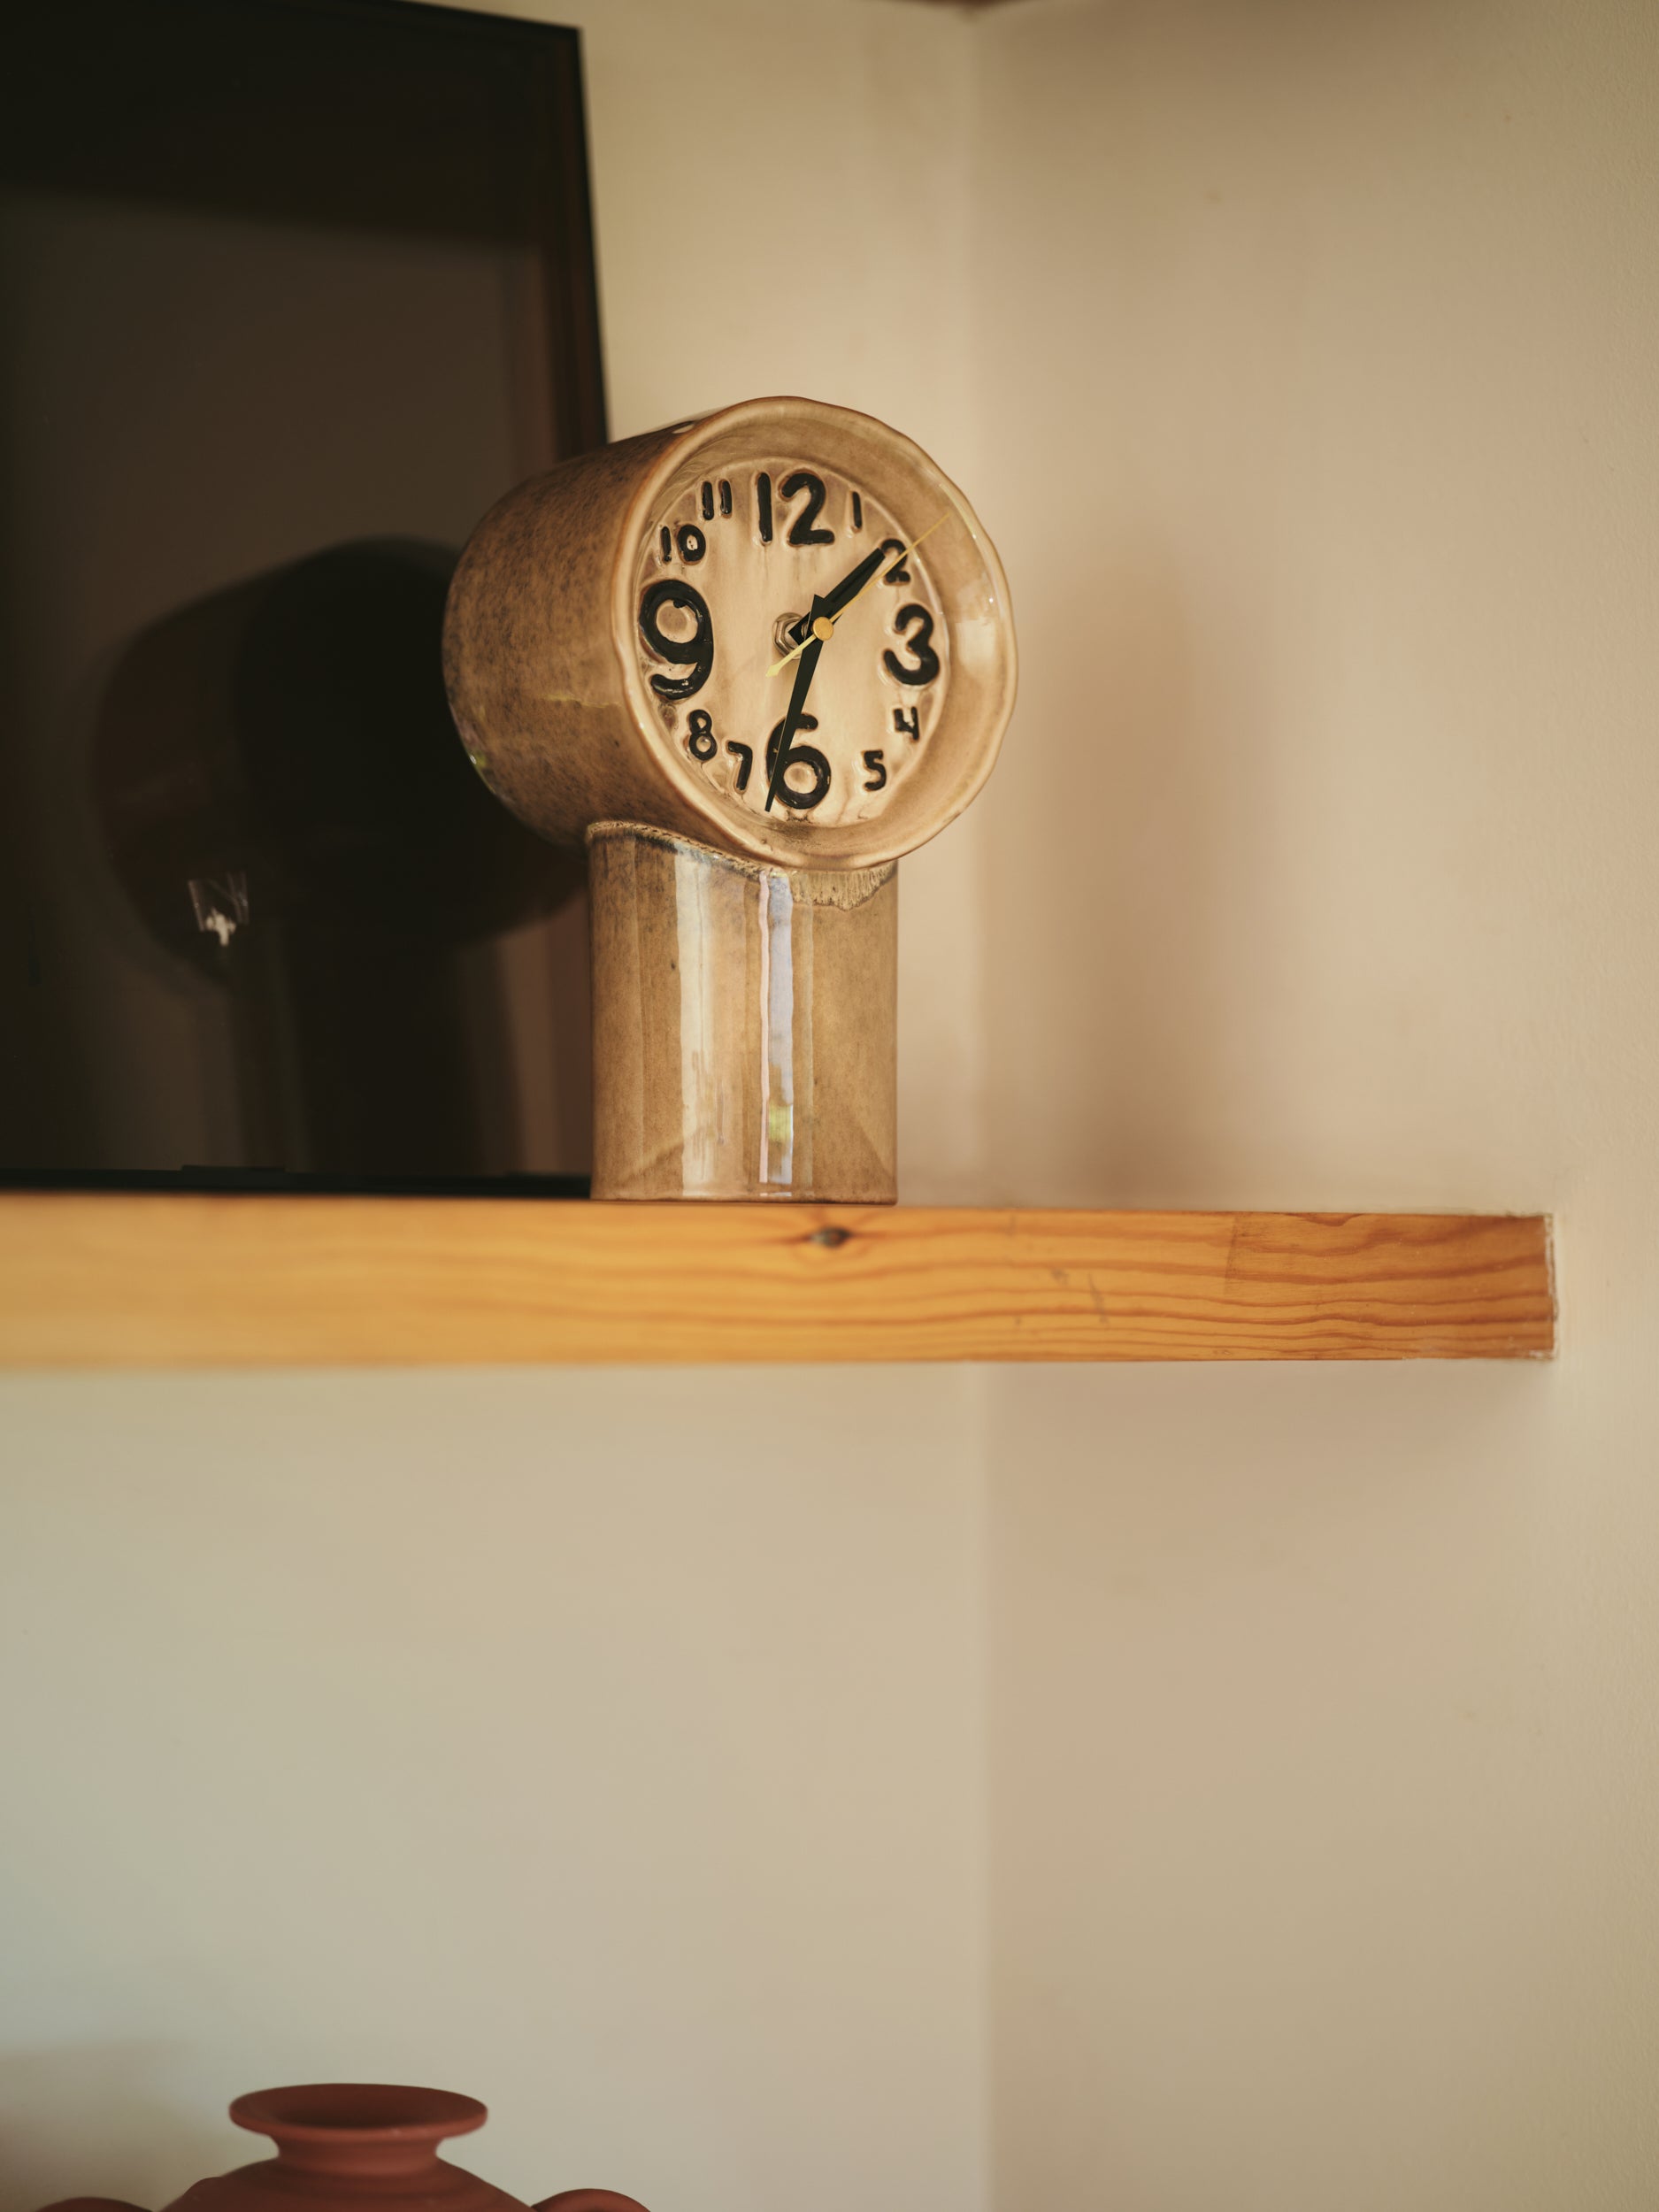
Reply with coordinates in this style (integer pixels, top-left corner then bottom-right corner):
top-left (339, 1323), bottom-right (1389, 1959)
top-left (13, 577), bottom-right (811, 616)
top-left (893, 707), bottom-right (919, 741)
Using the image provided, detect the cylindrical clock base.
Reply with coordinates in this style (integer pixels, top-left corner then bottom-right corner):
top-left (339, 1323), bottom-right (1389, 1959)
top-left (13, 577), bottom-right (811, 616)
top-left (588, 821), bottom-right (897, 1202)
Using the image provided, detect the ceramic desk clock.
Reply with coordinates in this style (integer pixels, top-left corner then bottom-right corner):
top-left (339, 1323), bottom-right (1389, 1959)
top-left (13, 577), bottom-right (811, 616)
top-left (443, 396), bottom-right (1016, 1201)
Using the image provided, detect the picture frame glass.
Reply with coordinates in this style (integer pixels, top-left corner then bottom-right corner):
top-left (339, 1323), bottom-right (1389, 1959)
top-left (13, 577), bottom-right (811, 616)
top-left (0, 0), bottom-right (605, 1190)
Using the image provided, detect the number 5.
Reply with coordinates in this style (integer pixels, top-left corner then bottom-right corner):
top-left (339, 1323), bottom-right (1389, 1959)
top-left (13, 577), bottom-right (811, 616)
top-left (862, 749), bottom-right (887, 792)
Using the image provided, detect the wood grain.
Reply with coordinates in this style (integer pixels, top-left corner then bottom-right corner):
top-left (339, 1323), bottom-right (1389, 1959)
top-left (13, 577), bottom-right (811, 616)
top-left (0, 1197), bottom-right (1554, 1368)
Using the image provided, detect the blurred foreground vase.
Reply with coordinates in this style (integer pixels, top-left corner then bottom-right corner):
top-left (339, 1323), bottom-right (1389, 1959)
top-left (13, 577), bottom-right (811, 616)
top-left (589, 820), bottom-right (898, 1202)
top-left (38, 2084), bottom-right (649, 2212)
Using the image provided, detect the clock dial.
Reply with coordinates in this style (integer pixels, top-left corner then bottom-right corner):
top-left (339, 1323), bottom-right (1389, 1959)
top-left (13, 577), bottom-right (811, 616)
top-left (445, 395), bottom-right (1015, 873)
top-left (632, 464), bottom-right (949, 833)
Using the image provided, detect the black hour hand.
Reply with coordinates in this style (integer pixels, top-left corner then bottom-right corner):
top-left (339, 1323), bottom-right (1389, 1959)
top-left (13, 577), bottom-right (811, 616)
top-left (818, 542), bottom-right (887, 624)
top-left (782, 545), bottom-right (890, 654)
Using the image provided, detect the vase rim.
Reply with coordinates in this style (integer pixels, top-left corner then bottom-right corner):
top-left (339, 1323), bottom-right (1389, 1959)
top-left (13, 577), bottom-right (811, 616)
top-left (230, 2086), bottom-right (488, 2145)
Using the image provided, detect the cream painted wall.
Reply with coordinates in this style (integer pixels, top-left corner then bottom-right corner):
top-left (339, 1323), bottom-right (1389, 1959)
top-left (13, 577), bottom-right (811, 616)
top-left (0, 8), bottom-right (988, 2212)
top-left (0, 1368), bottom-right (986, 2212)
top-left (973, 0), bottom-right (1659, 2204)
top-left (7, 1), bottom-right (1659, 2209)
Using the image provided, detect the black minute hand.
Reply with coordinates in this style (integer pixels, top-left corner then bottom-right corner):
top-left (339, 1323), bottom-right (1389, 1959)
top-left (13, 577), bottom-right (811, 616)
top-left (763, 543), bottom-right (890, 813)
top-left (764, 613), bottom-right (826, 813)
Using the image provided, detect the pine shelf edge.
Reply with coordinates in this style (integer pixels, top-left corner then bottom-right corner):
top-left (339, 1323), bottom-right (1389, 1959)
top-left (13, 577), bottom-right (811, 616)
top-left (0, 1194), bottom-right (1555, 1369)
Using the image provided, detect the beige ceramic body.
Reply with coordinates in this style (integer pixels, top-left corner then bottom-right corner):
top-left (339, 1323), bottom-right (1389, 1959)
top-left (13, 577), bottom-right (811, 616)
top-left (442, 396), bottom-right (1016, 871)
top-left (588, 822), bottom-right (896, 1202)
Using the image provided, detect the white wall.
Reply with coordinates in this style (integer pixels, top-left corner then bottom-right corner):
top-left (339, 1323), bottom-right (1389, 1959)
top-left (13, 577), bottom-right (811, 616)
top-left (973, 0), bottom-right (1659, 2203)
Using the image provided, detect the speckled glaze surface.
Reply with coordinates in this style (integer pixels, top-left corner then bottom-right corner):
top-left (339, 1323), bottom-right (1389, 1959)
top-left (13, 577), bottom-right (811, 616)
top-left (34, 2085), bottom-right (649, 2212)
top-left (588, 822), bottom-right (897, 1202)
top-left (442, 396), bottom-right (1016, 872)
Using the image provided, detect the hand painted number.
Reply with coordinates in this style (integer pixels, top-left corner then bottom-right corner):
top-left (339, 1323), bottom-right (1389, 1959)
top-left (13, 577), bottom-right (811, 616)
top-left (883, 604), bottom-right (940, 687)
top-left (862, 749), bottom-right (887, 791)
top-left (780, 471), bottom-right (834, 547)
top-left (878, 537), bottom-right (910, 585)
top-left (687, 709), bottom-right (718, 761)
top-left (640, 580), bottom-right (713, 700)
top-left (765, 710), bottom-right (832, 810)
top-left (726, 740), bottom-right (753, 792)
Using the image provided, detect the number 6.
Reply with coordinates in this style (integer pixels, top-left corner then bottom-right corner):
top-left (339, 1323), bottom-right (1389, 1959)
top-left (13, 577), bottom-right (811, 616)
top-left (764, 710), bottom-right (832, 810)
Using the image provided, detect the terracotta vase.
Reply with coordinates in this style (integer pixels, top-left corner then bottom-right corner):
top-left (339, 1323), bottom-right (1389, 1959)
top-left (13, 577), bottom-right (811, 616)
top-left (36, 2084), bottom-right (649, 2212)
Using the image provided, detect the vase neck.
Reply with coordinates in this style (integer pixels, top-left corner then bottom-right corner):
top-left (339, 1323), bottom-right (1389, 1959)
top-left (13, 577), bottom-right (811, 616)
top-left (229, 2087), bottom-right (488, 2189)
top-left (264, 2141), bottom-right (447, 2186)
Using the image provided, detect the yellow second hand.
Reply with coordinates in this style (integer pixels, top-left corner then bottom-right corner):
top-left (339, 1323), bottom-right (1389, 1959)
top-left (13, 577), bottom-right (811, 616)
top-left (769, 511), bottom-right (951, 676)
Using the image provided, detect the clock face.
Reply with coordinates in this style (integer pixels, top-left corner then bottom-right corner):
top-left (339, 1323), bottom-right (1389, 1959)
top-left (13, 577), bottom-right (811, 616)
top-left (632, 463), bottom-right (949, 834)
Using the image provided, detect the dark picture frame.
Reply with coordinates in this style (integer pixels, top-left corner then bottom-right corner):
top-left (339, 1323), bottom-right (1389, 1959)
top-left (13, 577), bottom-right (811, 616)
top-left (0, 0), bottom-right (607, 1194)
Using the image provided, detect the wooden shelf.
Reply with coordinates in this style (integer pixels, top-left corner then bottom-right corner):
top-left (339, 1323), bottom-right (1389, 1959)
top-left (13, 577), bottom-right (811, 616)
top-left (0, 1194), bottom-right (1553, 1367)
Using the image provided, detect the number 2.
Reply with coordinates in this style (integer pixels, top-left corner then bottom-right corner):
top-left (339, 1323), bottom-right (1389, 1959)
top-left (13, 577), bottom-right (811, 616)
top-left (780, 471), bottom-right (834, 547)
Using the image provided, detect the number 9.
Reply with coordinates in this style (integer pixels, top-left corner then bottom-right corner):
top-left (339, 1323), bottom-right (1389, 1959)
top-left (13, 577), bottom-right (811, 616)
top-left (639, 580), bottom-right (714, 700)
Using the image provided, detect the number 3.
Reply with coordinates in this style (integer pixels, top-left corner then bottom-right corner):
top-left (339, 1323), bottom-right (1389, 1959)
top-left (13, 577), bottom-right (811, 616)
top-left (883, 604), bottom-right (940, 687)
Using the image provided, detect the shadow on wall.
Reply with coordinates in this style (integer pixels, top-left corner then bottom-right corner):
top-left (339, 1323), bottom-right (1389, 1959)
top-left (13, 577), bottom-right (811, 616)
top-left (0, 2045), bottom-right (236, 2212)
top-left (88, 541), bottom-right (588, 1177)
